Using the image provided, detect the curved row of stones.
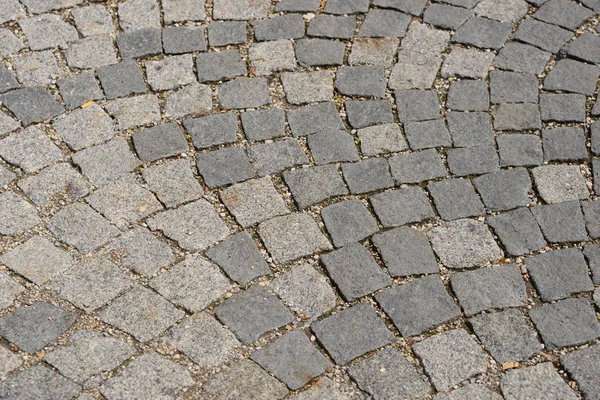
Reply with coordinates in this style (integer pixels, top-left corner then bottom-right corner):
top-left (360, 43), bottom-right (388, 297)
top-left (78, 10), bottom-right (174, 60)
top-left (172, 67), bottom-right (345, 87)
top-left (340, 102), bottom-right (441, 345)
top-left (1, 0), bottom-right (600, 398)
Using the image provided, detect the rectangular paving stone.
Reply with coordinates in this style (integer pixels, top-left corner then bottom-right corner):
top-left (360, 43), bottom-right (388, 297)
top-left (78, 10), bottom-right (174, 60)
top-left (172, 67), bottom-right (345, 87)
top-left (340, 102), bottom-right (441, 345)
top-left (452, 16), bottom-right (512, 49)
top-left (473, 168), bottom-right (532, 212)
top-left (395, 89), bottom-right (440, 122)
top-left (162, 0), bottom-right (206, 23)
top-left (0, 302), bottom-right (76, 353)
top-left (184, 112), bottom-right (239, 149)
top-left (471, 309), bottom-right (541, 364)
top-left (248, 139), bottom-right (308, 176)
top-left (165, 83), bottom-right (213, 119)
top-left (428, 178), bottom-right (485, 220)
top-left (259, 213), bottom-right (332, 263)
top-left (163, 26), bottom-right (206, 54)
top-left (423, 3), bottom-right (472, 29)
top-left (441, 47), bottom-right (495, 79)
top-left (57, 72), bottom-right (104, 110)
top-left (132, 122), bottom-right (188, 163)
top-left (562, 32), bottom-right (600, 64)
top-left (514, 18), bottom-right (572, 53)
top-left (357, 123), bottom-right (408, 156)
top-left (544, 59), bottom-right (600, 96)
top-left (492, 103), bottom-right (542, 131)
top-left (0, 0), bottom-right (24, 23)
top-left (531, 201), bottom-right (588, 243)
top-left (282, 71), bottom-right (333, 105)
top-left (97, 60), bottom-right (147, 99)
top-left (321, 200), bottom-right (380, 247)
top-left (145, 54), bottom-right (195, 91)
top-left (341, 158), bottom-right (394, 194)
top-left (542, 127), bottom-right (587, 162)
top-left (207, 21), bottom-right (247, 46)
top-left (215, 285), bottom-right (294, 344)
top-left (213, 0), bottom-right (270, 20)
top-left (283, 164), bottom-right (349, 209)
top-left (451, 264), bottom-right (527, 316)
top-left (13, 50), bottom-right (63, 86)
top-left (540, 93), bottom-right (586, 122)
top-left (322, 243), bottom-right (391, 302)
top-left (561, 344), bottom-right (600, 400)
top-left (442, 112), bottom-right (495, 149)
top-left (490, 71), bottom-right (539, 104)
top-left (388, 149), bottom-right (447, 184)
top-left (307, 15), bottom-right (356, 40)
top-left (405, 119), bottom-right (452, 150)
top-left (241, 108), bottom-right (285, 141)
top-left (312, 303), bottom-right (394, 365)
top-left (65, 35), bottom-right (118, 69)
top-left (307, 130), bottom-right (360, 165)
top-left (412, 329), bottom-right (488, 391)
top-left (141, 159), bottom-right (204, 208)
top-left (0, 365), bottom-right (81, 400)
top-left (529, 298), bottom-right (600, 349)
top-left (0, 126), bottom-right (62, 173)
top-left (116, 28), bottom-right (162, 59)
top-left (251, 330), bottom-right (332, 390)
top-left (345, 99), bottom-right (395, 129)
top-left (196, 147), bottom-right (255, 188)
top-left (296, 38), bottom-right (346, 67)
top-left (377, 275), bottom-right (461, 337)
top-left (18, 14), bottom-right (78, 51)
top-left (0, 87), bottom-right (64, 126)
top-left (487, 207), bottom-right (547, 256)
top-left (54, 104), bottom-right (116, 151)
top-left (72, 4), bottom-right (115, 37)
top-left (0, 343), bottom-right (21, 380)
top-left (249, 40), bottom-right (297, 76)
top-left (206, 231), bottom-right (271, 285)
top-left (0, 191), bottom-right (41, 236)
top-left (532, 165), bottom-right (589, 204)
top-left (336, 66), bottom-right (386, 98)
top-left (219, 77), bottom-right (270, 109)
top-left (349, 37), bottom-right (400, 67)
top-left (287, 101), bottom-right (344, 137)
top-left (254, 14), bottom-right (305, 41)
top-left (105, 94), bottom-right (161, 130)
top-left (526, 248), bottom-right (593, 302)
top-left (497, 134), bottom-right (543, 167)
top-left (118, 0), bottom-right (161, 31)
top-left (534, 0), bottom-right (594, 29)
top-left (360, 8), bottom-right (411, 37)
top-left (446, 80), bottom-right (490, 112)
top-left (196, 49), bottom-right (247, 82)
top-left (371, 186), bottom-right (435, 228)
top-left (501, 362), bottom-right (578, 400)
top-left (493, 42), bottom-right (552, 75)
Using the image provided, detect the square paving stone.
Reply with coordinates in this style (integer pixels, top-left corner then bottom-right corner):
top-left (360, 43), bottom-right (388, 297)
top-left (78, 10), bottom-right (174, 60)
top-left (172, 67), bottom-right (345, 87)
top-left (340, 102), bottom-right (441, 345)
top-left (562, 32), bottom-right (600, 64)
top-left (322, 243), bottom-right (391, 302)
top-left (104, 94), bottom-right (161, 130)
top-left (428, 179), bottom-right (485, 220)
top-left (118, 0), bottom-right (161, 31)
top-left (97, 60), bottom-right (146, 99)
top-left (493, 103), bottom-right (542, 131)
top-left (0, 272), bottom-right (24, 311)
top-left (206, 231), bottom-right (271, 285)
top-left (473, 168), bottom-right (532, 212)
top-left (501, 362), bottom-right (578, 400)
top-left (165, 83), bottom-right (213, 119)
top-left (412, 329), bottom-right (488, 391)
top-left (283, 164), bottom-right (349, 209)
top-left (0, 87), bottom-right (64, 126)
top-left (221, 176), bottom-right (289, 227)
top-left (373, 0), bottom-right (427, 15)
top-left (198, 49), bottom-right (248, 82)
top-left (446, 80), bottom-right (490, 112)
top-left (360, 8), bottom-right (411, 37)
top-left (372, 227), bottom-right (439, 277)
top-left (561, 344), bottom-right (600, 400)
top-left (544, 59), bottom-right (600, 96)
top-left (18, 14), bottom-right (78, 51)
top-left (542, 127), bottom-right (587, 162)
top-left (0, 302), bottom-right (76, 353)
top-left (349, 347), bottom-right (431, 399)
top-left (349, 37), bottom-right (400, 67)
top-left (531, 201), bottom-right (588, 243)
top-left (147, 199), bottom-right (230, 251)
top-left (259, 213), bottom-right (332, 263)
top-left (336, 66), bottom-right (386, 98)
top-left (165, 312), bottom-right (240, 369)
top-left (376, 276), bottom-right (461, 337)
top-left (132, 122), bottom-right (188, 163)
top-left (497, 134), bottom-right (543, 167)
top-left (405, 119), bottom-right (452, 150)
top-left (345, 99), bottom-right (395, 129)
top-left (532, 165), bottom-right (589, 204)
top-left (202, 359), bottom-right (288, 399)
top-left (453, 16), bottom-right (512, 49)
top-left (471, 309), bottom-right (541, 364)
top-left (241, 108), bottom-right (286, 141)
top-left (371, 187), bottom-right (435, 228)
top-left (106, 227), bottom-right (175, 276)
top-left (219, 77), bottom-right (271, 109)
top-left (251, 330), bottom-right (332, 390)
top-left (1, 236), bottom-right (72, 286)
top-left (150, 257), bottom-right (232, 313)
top-left (0, 126), bottom-right (62, 173)
top-left (490, 71), bottom-right (539, 104)
top-left (141, 159), bottom-right (204, 208)
top-left (162, 0), bottom-right (206, 23)
top-left (163, 26), bottom-right (207, 54)
top-left (0, 191), bottom-right (40, 236)
top-left (249, 40), bottom-right (297, 76)
top-left (48, 202), bottom-right (119, 254)
top-left (116, 28), bottom-right (162, 58)
top-left (388, 149), bottom-right (447, 184)
top-left (57, 72), bottom-right (104, 110)
top-left (254, 14), bottom-right (305, 41)
top-left (493, 42), bottom-right (552, 75)
top-left (145, 54), bottom-right (195, 91)
top-left (51, 257), bottom-right (133, 313)
top-left (534, 0), bottom-right (594, 29)
top-left (85, 175), bottom-right (163, 228)
top-left (100, 286), bottom-right (185, 343)
top-left (207, 21), bottom-right (247, 46)
top-left (321, 200), bottom-right (379, 248)
top-left (215, 285), bottom-right (295, 344)
top-left (312, 303), bottom-right (394, 365)
top-left (341, 158), bottom-right (394, 194)
top-left (46, 331), bottom-right (135, 384)
top-left (357, 123), bottom-right (408, 156)
top-left (213, 0), bottom-right (270, 19)
top-left (395, 89), bottom-right (440, 122)
top-left (296, 38), bottom-right (346, 67)
top-left (65, 35), bottom-right (118, 69)
top-left (281, 71), bottom-right (334, 105)
top-left (72, 5), bottom-right (115, 37)
top-left (13, 50), bottom-right (63, 86)
top-left (487, 207), bottom-right (547, 256)
top-left (307, 130), bottom-right (360, 165)
top-left (423, 3), bottom-right (472, 29)
top-left (540, 93), bottom-right (586, 122)
top-left (513, 18), bottom-right (572, 53)
top-left (184, 113), bottom-right (238, 150)
top-left (525, 248), bottom-right (593, 302)
top-left (53, 104), bottom-right (115, 151)
top-left (441, 47), bottom-right (495, 79)
top-left (451, 264), bottom-right (527, 316)
top-left (196, 147), bottom-right (255, 188)
top-left (100, 351), bottom-right (193, 400)
top-left (287, 101), bottom-right (344, 137)
top-left (248, 139), bottom-right (308, 176)
top-left (270, 263), bottom-right (337, 319)
top-left (447, 112), bottom-right (494, 148)
top-left (428, 219), bottom-right (503, 269)
top-left (307, 15), bottom-right (356, 40)
top-left (447, 146), bottom-right (499, 177)
top-left (529, 298), bottom-right (600, 349)
top-left (0, 365), bottom-right (81, 400)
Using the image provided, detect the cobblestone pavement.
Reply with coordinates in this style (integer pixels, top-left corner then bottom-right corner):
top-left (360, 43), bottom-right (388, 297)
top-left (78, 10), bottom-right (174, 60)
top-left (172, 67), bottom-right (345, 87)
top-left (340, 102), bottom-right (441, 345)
top-left (1, 0), bottom-right (600, 399)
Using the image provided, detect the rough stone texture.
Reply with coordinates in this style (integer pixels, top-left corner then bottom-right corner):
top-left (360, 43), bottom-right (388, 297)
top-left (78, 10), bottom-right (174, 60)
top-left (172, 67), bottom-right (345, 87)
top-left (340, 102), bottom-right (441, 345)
top-left (561, 344), bottom-right (600, 400)
top-left (531, 201), bottom-right (588, 243)
top-left (473, 168), bottom-right (532, 212)
top-left (0, 272), bottom-right (24, 311)
top-left (249, 40), bottom-right (297, 76)
top-left (0, 191), bottom-right (41, 236)
top-left (371, 187), bottom-right (435, 227)
top-left (248, 139), bottom-right (309, 176)
top-left (196, 147), bottom-right (256, 188)
top-left (321, 200), bottom-right (379, 247)
top-left (219, 77), bottom-right (271, 109)
top-left (281, 71), bottom-right (333, 105)
top-left (428, 178), bottom-right (485, 220)
top-left (184, 113), bottom-right (238, 150)
top-left (341, 158), bottom-right (394, 194)
top-left (0, 365), bottom-right (81, 400)
top-left (487, 207), bottom-right (547, 256)
top-left (532, 165), bottom-right (588, 204)
top-left (141, 159), bottom-right (204, 208)
top-left (501, 362), bottom-right (578, 400)
top-left (283, 165), bottom-right (349, 209)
